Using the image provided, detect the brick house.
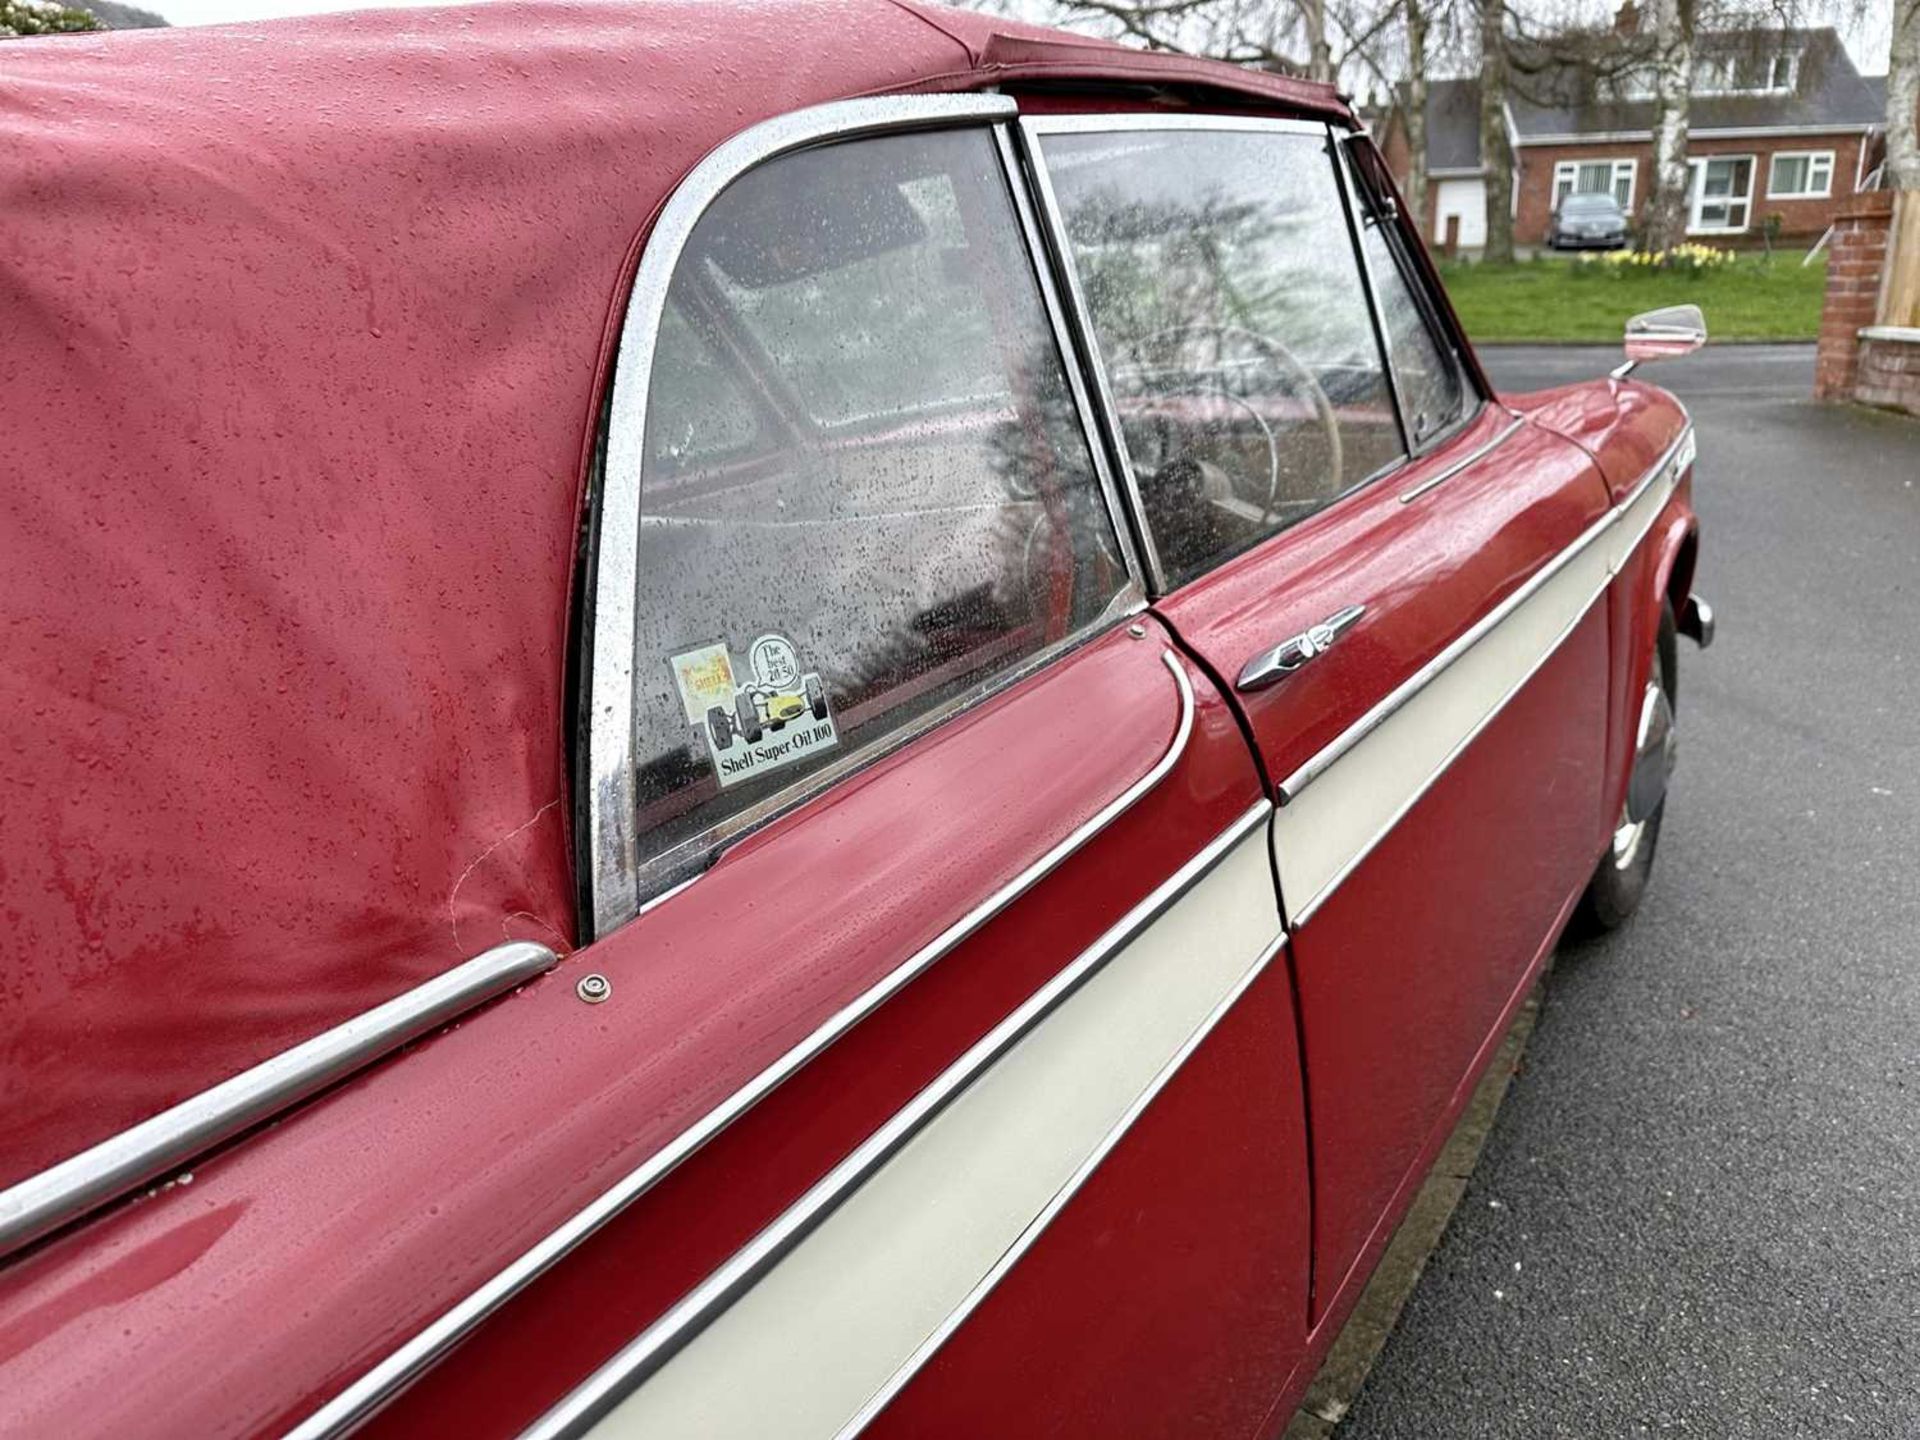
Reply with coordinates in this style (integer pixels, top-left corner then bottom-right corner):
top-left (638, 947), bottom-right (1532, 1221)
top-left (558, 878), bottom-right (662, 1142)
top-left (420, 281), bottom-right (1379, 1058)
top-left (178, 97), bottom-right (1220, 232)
top-left (1377, 17), bottom-right (1885, 250)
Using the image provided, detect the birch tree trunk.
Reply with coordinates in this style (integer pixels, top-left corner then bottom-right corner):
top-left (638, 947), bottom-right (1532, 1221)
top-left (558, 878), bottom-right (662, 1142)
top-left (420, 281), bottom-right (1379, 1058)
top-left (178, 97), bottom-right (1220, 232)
top-left (1404, 0), bottom-right (1430, 236)
top-left (1303, 0), bottom-right (1333, 83)
top-left (1479, 0), bottom-right (1515, 263)
top-left (1889, 0), bottom-right (1920, 192)
top-left (1644, 0), bottom-right (1694, 251)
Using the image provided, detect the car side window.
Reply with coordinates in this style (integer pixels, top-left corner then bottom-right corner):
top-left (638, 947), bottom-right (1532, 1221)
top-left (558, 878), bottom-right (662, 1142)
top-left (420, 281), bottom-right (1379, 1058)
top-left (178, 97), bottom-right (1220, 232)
top-left (1361, 226), bottom-right (1467, 448)
top-left (623, 126), bottom-right (1131, 892)
top-left (1037, 126), bottom-right (1405, 588)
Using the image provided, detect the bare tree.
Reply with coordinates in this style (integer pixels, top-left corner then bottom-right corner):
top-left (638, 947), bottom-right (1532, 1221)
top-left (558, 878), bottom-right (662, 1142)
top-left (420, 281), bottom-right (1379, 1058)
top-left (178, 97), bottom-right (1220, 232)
top-left (1479, 0), bottom-right (1516, 262)
top-left (1892, 0), bottom-right (1920, 192)
top-left (990, 0), bottom-right (1403, 82)
top-left (1402, 0), bottom-right (1434, 230)
top-left (1642, 0), bottom-right (1697, 249)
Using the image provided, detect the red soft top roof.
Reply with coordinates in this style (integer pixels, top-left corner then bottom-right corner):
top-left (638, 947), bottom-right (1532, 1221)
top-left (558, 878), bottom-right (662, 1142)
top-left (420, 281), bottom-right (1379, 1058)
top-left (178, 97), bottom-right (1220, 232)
top-left (0, 0), bottom-right (1347, 1185)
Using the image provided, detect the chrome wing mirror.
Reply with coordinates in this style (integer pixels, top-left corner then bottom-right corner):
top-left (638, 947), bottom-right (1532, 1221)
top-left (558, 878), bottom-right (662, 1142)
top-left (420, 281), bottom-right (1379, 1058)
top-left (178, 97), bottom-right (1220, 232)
top-left (1613, 304), bottom-right (1706, 378)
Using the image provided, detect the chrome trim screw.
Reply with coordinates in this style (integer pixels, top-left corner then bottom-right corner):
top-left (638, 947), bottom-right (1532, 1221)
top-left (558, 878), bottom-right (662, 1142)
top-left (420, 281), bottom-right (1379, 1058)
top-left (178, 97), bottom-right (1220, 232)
top-left (576, 973), bottom-right (612, 1005)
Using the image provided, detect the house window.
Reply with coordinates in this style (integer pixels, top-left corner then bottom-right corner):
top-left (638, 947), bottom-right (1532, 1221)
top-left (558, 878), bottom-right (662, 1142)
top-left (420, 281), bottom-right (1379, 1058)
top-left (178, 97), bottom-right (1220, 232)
top-left (1553, 159), bottom-right (1636, 211)
top-left (1687, 155), bottom-right (1755, 233)
top-left (1694, 51), bottom-right (1796, 95)
top-left (1767, 150), bottom-right (1834, 199)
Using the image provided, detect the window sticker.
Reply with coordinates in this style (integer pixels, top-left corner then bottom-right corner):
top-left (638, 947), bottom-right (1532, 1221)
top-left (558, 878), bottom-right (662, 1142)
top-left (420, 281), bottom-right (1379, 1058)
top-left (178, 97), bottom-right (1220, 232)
top-left (670, 633), bottom-right (838, 789)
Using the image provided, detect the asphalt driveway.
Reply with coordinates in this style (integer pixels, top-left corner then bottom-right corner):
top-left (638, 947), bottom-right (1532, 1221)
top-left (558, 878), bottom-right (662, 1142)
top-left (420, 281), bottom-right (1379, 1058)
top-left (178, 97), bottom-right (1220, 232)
top-left (1338, 345), bottom-right (1920, 1439)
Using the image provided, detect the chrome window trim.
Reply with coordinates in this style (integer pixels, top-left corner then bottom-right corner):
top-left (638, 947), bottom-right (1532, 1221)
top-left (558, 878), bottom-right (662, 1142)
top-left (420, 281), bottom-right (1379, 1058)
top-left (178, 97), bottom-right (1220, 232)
top-left (1016, 116), bottom-right (1168, 592)
top-left (993, 123), bottom-right (1147, 589)
top-left (1332, 121), bottom-right (1415, 457)
top-left (286, 650), bottom-right (1195, 1440)
top-left (586, 92), bottom-right (1158, 939)
top-left (1397, 415), bottom-right (1525, 503)
top-left (1021, 113), bottom-right (1331, 138)
top-left (520, 793), bottom-right (1275, 1440)
top-left (1283, 423), bottom-right (1694, 926)
top-left (1337, 130), bottom-right (1491, 415)
top-left (1334, 132), bottom-right (1479, 459)
top-left (1020, 114), bottom-right (1434, 596)
top-left (0, 941), bottom-right (558, 1262)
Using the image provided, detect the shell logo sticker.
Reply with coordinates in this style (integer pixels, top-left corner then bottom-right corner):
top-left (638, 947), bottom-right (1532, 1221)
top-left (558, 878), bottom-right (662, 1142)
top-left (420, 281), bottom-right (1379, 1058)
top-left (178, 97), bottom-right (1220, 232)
top-left (670, 634), bottom-right (838, 789)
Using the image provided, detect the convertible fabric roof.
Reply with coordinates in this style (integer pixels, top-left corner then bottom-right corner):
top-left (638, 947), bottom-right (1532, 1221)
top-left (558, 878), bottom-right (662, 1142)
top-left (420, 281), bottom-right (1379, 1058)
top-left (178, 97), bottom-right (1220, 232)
top-left (0, 0), bottom-right (1345, 1184)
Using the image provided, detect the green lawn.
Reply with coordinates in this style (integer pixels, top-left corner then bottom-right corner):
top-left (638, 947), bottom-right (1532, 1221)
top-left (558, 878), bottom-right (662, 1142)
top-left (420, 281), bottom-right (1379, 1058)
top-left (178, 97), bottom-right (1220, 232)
top-left (1436, 253), bottom-right (1827, 344)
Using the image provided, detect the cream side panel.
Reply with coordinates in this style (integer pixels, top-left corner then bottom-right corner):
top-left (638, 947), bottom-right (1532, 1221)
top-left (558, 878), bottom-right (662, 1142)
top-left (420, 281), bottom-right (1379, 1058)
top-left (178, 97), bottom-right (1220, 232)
top-left (1273, 430), bottom-right (1690, 925)
top-left (1274, 538), bottom-right (1614, 921)
top-left (1605, 463), bottom-right (1679, 573)
top-left (586, 826), bottom-right (1282, 1440)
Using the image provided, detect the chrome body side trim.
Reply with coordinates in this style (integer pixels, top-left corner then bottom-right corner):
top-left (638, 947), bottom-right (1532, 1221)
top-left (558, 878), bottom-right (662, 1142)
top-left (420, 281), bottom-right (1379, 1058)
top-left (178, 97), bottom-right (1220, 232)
top-left (1278, 423), bottom-right (1694, 806)
top-left (586, 93), bottom-right (1017, 941)
top-left (832, 925), bottom-right (1290, 1440)
top-left (0, 941), bottom-right (558, 1262)
top-left (1279, 424), bottom-right (1694, 926)
top-left (1397, 416), bottom-right (1525, 503)
top-left (521, 797), bottom-right (1276, 1440)
top-left (286, 650), bottom-right (1195, 1440)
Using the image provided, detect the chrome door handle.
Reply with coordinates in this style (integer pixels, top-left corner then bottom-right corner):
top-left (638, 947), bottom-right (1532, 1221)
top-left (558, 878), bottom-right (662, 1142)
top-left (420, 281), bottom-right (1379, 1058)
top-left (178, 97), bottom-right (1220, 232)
top-left (1236, 604), bottom-right (1366, 692)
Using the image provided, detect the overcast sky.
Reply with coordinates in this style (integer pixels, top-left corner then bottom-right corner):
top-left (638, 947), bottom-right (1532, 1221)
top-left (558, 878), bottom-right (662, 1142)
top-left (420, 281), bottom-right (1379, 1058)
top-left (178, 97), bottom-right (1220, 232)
top-left (152, 0), bottom-right (1895, 75)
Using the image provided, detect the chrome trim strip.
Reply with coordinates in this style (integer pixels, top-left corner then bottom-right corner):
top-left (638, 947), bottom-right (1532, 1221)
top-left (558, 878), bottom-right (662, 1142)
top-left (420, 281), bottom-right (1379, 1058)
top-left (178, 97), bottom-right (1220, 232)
top-left (833, 924), bottom-right (1290, 1440)
top-left (522, 797), bottom-right (1276, 1440)
top-left (0, 941), bottom-right (558, 1262)
top-left (1016, 117), bottom-right (1168, 593)
top-left (586, 93), bottom-right (1018, 941)
top-left (1397, 416), bottom-right (1525, 503)
top-left (1277, 422), bottom-right (1692, 808)
top-left (1332, 124), bottom-right (1414, 455)
top-left (1021, 113), bottom-right (1332, 138)
top-left (993, 123), bottom-right (1146, 592)
top-left (287, 650), bottom-right (1194, 1440)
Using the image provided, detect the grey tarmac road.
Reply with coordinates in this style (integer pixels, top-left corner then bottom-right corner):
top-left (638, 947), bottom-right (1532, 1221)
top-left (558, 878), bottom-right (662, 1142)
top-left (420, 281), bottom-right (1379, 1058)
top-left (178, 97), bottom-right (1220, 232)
top-left (1337, 345), bottom-right (1920, 1440)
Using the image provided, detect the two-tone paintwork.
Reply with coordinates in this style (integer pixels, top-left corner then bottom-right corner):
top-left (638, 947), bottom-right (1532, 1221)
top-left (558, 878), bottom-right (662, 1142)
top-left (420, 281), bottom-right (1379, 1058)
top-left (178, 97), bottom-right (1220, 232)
top-left (0, 5), bottom-right (1701, 1436)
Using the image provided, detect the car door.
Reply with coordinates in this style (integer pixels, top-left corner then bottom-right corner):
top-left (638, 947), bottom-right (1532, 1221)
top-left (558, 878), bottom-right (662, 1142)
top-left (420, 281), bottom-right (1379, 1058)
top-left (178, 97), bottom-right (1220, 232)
top-left (344, 104), bottom-right (1313, 1440)
top-left (1026, 116), bottom-right (1617, 1321)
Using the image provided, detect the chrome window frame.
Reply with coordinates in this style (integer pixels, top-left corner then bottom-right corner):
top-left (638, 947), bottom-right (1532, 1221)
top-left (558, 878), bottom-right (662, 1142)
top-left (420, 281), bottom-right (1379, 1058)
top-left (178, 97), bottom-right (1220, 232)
top-left (1333, 131), bottom-right (1483, 460)
top-left (583, 95), bottom-right (1148, 940)
top-left (1019, 113), bottom-right (1426, 595)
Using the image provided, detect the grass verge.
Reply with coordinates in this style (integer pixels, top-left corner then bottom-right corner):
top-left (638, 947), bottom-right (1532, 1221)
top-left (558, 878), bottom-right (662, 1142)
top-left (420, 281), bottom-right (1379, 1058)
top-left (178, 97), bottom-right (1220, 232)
top-left (1436, 252), bottom-right (1826, 344)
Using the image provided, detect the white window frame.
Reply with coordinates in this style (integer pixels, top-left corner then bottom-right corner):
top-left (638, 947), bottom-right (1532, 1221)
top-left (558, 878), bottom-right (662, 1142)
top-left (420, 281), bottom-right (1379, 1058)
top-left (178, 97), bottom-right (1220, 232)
top-left (1767, 149), bottom-right (1835, 199)
top-left (1694, 51), bottom-right (1797, 97)
top-left (1552, 158), bottom-right (1636, 212)
top-left (1686, 154), bottom-right (1757, 235)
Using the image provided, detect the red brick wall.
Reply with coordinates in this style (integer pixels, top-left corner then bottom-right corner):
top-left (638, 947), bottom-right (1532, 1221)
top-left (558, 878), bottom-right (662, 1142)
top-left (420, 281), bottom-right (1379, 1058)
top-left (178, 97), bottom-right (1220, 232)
top-left (1515, 132), bottom-right (1871, 245)
top-left (1853, 333), bottom-right (1920, 418)
top-left (1814, 190), bottom-right (1893, 402)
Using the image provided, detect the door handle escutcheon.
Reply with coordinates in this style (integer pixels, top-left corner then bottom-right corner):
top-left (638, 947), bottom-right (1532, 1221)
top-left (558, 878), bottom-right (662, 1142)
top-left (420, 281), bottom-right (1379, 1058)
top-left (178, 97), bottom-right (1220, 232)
top-left (1236, 604), bottom-right (1366, 692)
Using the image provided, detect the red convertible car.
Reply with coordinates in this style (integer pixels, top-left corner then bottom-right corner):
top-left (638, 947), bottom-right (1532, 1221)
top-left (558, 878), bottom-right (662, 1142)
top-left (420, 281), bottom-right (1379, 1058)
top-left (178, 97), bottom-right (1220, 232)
top-left (0, 3), bottom-right (1712, 1435)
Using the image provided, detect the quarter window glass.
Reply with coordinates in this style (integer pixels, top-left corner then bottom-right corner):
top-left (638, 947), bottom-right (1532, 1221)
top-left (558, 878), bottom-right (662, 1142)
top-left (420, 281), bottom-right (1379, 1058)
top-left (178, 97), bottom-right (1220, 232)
top-left (1362, 228), bottom-right (1465, 447)
top-left (627, 127), bottom-right (1129, 886)
top-left (1040, 128), bottom-right (1404, 587)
